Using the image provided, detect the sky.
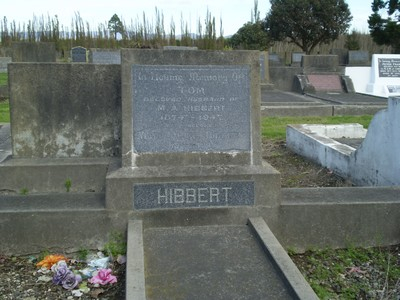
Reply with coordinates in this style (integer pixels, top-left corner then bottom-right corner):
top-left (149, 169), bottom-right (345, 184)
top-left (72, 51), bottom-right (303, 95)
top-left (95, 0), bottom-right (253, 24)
top-left (1, 0), bottom-right (373, 36)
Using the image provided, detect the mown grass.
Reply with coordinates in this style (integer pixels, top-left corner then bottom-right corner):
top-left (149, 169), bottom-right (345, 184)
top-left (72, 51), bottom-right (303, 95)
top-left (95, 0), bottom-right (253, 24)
top-left (0, 73), bottom-right (7, 86)
top-left (0, 100), bottom-right (10, 123)
top-left (262, 115), bottom-right (373, 140)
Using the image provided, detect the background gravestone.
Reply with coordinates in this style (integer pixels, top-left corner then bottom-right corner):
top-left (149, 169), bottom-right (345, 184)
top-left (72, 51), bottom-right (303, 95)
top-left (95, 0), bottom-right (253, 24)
top-left (348, 51), bottom-right (370, 66)
top-left (89, 49), bottom-right (121, 64)
top-left (71, 46), bottom-right (87, 62)
top-left (11, 42), bottom-right (56, 62)
top-left (0, 57), bottom-right (11, 73)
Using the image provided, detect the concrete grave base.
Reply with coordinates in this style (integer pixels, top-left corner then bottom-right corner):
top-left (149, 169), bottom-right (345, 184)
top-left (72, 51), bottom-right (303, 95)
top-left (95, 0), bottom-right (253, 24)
top-left (106, 161), bottom-right (281, 211)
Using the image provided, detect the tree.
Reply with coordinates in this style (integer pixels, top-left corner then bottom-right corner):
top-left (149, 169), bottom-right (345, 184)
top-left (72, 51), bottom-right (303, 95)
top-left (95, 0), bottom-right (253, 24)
top-left (264, 0), bottom-right (352, 54)
top-left (230, 22), bottom-right (269, 50)
top-left (368, 0), bottom-right (400, 53)
top-left (108, 14), bottom-right (124, 39)
top-left (230, 1), bottom-right (269, 50)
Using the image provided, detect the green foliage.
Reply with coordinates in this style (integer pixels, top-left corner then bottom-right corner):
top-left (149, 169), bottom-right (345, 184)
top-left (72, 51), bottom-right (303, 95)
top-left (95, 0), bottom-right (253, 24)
top-left (108, 14), bottom-right (124, 40)
top-left (291, 246), bottom-right (400, 299)
top-left (77, 247), bottom-right (89, 261)
top-left (265, 0), bottom-right (352, 54)
top-left (19, 188), bottom-right (29, 195)
top-left (262, 115), bottom-right (373, 140)
top-left (368, 0), bottom-right (400, 53)
top-left (345, 30), bottom-right (361, 50)
top-left (229, 22), bottom-right (269, 50)
top-left (103, 232), bottom-right (127, 258)
top-left (64, 178), bottom-right (72, 192)
top-left (0, 100), bottom-right (10, 123)
top-left (0, 73), bottom-right (7, 86)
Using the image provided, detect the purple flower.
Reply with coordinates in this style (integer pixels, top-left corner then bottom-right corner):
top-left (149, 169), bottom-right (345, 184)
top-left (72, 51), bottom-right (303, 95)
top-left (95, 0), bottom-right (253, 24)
top-left (61, 271), bottom-right (82, 290)
top-left (51, 261), bottom-right (70, 285)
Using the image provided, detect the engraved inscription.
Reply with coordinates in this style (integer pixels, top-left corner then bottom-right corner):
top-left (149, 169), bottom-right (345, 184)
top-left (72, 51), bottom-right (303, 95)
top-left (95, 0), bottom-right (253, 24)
top-left (132, 65), bottom-right (251, 153)
top-left (378, 58), bottom-right (400, 77)
top-left (133, 181), bottom-right (254, 210)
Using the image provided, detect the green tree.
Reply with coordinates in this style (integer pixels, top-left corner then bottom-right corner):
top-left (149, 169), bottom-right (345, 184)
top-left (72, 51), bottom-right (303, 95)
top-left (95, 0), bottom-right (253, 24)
top-left (264, 0), bottom-right (352, 54)
top-left (368, 0), bottom-right (400, 53)
top-left (108, 14), bottom-right (124, 39)
top-left (230, 22), bottom-right (269, 50)
top-left (345, 30), bottom-right (361, 50)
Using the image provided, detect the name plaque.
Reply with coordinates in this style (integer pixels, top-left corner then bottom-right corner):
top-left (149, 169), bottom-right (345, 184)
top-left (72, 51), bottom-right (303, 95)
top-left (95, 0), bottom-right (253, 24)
top-left (132, 65), bottom-right (251, 153)
top-left (133, 181), bottom-right (255, 210)
top-left (378, 58), bottom-right (400, 77)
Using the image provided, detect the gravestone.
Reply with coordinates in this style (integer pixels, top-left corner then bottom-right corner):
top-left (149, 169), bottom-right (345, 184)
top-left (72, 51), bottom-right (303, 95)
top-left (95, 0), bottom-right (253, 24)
top-left (11, 42), bottom-right (56, 62)
top-left (71, 46), bottom-right (87, 62)
top-left (348, 51), bottom-right (369, 66)
top-left (106, 49), bottom-right (280, 212)
top-left (89, 49), bottom-right (121, 64)
top-left (0, 57), bottom-right (12, 73)
top-left (291, 52), bottom-right (304, 66)
top-left (259, 51), bottom-right (269, 83)
top-left (330, 48), bottom-right (348, 65)
top-left (301, 55), bottom-right (339, 73)
top-left (366, 54), bottom-right (400, 97)
top-left (268, 53), bottom-right (282, 66)
top-left (163, 46), bottom-right (198, 50)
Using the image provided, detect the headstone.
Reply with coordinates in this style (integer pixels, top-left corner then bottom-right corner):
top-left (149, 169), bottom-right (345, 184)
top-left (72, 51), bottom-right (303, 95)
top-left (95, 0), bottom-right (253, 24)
top-left (89, 49), bottom-right (121, 64)
top-left (291, 52), bottom-right (304, 66)
top-left (0, 57), bottom-right (12, 73)
top-left (301, 55), bottom-right (339, 73)
top-left (259, 51), bottom-right (270, 83)
top-left (268, 53), bottom-right (282, 66)
top-left (163, 46), bottom-right (198, 50)
top-left (330, 49), bottom-right (348, 65)
top-left (71, 46), bottom-right (87, 63)
top-left (106, 49), bottom-right (280, 212)
top-left (366, 54), bottom-right (400, 97)
top-left (11, 42), bottom-right (56, 62)
top-left (348, 51), bottom-right (369, 66)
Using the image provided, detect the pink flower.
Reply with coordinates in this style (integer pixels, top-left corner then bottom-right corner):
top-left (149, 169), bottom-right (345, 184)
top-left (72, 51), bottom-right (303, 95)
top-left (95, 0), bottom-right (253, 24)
top-left (89, 268), bottom-right (117, 285)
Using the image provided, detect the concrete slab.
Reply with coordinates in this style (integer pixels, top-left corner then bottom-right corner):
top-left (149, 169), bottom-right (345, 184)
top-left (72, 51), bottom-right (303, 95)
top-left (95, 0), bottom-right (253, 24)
top-left (142, 224), bottom-right (296, 299)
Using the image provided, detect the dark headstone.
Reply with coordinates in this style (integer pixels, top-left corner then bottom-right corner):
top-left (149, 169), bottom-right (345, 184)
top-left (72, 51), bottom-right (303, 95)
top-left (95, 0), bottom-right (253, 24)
top-left (71, 46), bottom-right (87, 63)
top-left (132, 65), bottom-right (251, 153)
top-left (330, 49), bottom-right (348, 65)
top-left (134, 181), bottom-right (254, 210)
top-left (378, 58), bottom-right (400, 77)
top-left (348, 51), bottom-right (370, 66)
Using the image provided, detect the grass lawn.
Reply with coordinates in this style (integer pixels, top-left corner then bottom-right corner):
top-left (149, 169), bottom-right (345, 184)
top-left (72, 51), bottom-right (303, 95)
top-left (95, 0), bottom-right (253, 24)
top-left (262, 115), bottom-right (373, 140)
top-left (0, 73), bottom-right (7, 86)
top-left (0, 100), bottom-right (10, 123)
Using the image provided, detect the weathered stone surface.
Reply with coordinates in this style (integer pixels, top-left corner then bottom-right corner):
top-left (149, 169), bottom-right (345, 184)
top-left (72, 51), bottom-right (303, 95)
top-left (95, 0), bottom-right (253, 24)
top-left (71, 46), bottom-right (87, 62)
top-left (89, 49), bottom-right (121, 64)
top-left (132, 65), bottom-right (251, 153)
top-left (121, 49), bottom-right (263, 167)
top-left (11, 42), bottom-right (56, 62)
top-left (9, 63), bottom-right (121, 158)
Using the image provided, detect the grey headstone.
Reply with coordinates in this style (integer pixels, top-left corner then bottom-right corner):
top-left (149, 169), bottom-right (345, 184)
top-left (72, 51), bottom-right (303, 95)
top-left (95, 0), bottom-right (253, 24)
top-left (11, 42), bottom-right (56, 62)
top-left (292, 52), bottom-right (304, 65)
top-left (133, 181), bottom-right (254, 210)
top-left (259, 53), bottom-right (265, 82)
top-left (163, 46), bottom-right (198, 50)
top-left (89, 49), bottom-right (121, 64)
top-left (132, 65), bottom-right (251, 153)
top-left (269, 53), bottom-right (282, 66)
top-left (330, 49), bottom-right (348, 65)
top-left (348, 51), bottom-right (370, 66)
top-left (71, 46), bottom-right (87, 63)
top-left (0, 57), bottom-right (12, 73)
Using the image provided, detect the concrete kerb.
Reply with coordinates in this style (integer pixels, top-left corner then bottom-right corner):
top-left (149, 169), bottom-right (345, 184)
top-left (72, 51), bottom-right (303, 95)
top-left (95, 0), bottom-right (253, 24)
top-left (248, 217), bottom-right (319, 300)
top-left (126, 220), bottom-right (146, 300)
